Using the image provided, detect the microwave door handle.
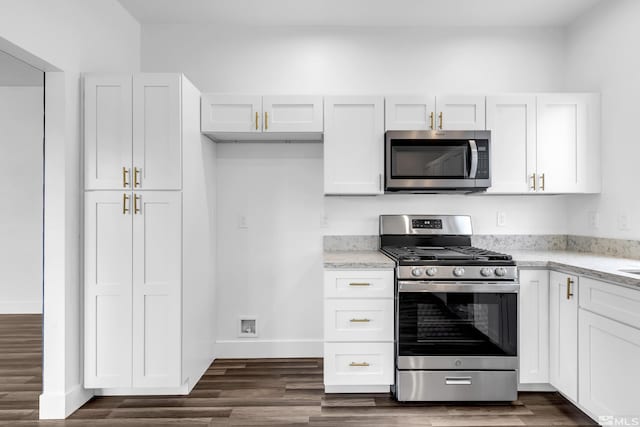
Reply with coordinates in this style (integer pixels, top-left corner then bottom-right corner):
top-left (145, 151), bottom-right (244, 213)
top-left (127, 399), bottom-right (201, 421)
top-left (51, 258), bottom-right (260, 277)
top-left (468, 139), bottom-right (478, 179)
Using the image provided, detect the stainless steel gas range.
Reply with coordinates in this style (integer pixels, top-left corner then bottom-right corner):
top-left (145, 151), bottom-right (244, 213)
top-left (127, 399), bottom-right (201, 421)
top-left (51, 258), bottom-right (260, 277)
top-left (380, 215), bottom-right (519, 402)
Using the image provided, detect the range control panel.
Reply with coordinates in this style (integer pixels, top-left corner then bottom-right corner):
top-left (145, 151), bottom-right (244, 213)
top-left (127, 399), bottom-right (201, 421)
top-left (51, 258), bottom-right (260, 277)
top-left (412, 219), bottom-right (443, 229)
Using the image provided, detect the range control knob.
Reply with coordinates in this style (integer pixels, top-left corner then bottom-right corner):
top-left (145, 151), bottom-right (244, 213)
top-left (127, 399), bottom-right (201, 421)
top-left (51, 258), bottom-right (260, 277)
top-left (426, 267), bottom-right (438, 277)
top-left (453, 267), bottom-right (465, 277)
top-left (480, 268), bottom-right (493, 277)
top-left (411, 268), bottom-right (424, 277)
top-left (494, 267), bottom-right (507, 277)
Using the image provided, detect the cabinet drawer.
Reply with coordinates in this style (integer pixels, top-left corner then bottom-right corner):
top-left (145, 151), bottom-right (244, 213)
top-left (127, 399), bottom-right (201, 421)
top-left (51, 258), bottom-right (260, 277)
top-left (579, 277), bottom-right (640, 329)
top-left (324, 270), bottom-right (394, 299)
top-left (324, 299), bottom-right (394, 342)
top-left (324, 342), bottom-right (394, 386)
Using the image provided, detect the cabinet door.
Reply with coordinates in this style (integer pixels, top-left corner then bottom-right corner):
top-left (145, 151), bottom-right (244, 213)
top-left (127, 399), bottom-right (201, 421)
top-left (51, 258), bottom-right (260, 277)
top-left (486, 96), bottom-right (537, 193)
top-left (549, 271), bottom-right (578, 401)
top-left (84, 191), bottom-right (133, 388)
top-left (385, 96), bottom-right (436, 131)
top-left (579, 309), bottom-right (640, 418)
top-left (201, 94), bottom-right (262, 132)
top-left (84, 74), bottom-right (132, 190)
top-left (132, 191), bottom-right (182, 387)
top-left (436, 96), bottom-right (486, 130)
top-left (536, 94), bottom-right (588, 193)
top-left (518, 269), bottom-right (549, 384)
top-left (324, 96), bottom-right (385, 195)
top-left (133, 74), bottom-right (181, 190)
top-left (262, 95), bottom-right (323, 133)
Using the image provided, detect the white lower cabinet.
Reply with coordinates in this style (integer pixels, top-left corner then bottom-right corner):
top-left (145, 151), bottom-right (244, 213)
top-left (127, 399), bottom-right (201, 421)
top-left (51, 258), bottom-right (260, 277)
top-left (549, 271), bottom-right (579, 402)
top-left (323, 269), bottom-right (394, 392)
top-left (85, 191), bottom-right (182, 389)
top-left (579, 309), bottom-right (640, 418)
top-left (518, 269), bottom-right (549, 385)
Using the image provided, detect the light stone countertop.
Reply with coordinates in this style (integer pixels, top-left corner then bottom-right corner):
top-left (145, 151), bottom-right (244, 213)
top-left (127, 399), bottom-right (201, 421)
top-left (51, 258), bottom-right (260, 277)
top-left (513, 250), bottom-right (640, 289)
top-left (323, 251), bottom-right (395, 269)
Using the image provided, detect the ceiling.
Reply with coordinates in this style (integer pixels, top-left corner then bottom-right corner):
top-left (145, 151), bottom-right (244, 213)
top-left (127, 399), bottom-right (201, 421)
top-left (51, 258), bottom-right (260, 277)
top-left (118, 0), bottom-right (602, 27)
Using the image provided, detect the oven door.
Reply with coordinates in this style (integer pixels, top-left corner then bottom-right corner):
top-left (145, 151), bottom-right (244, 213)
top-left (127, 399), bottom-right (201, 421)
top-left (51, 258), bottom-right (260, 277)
top-left (397, 281), bottom-right (518, 371)
top-left (385, 130), bottom-right (490, 191)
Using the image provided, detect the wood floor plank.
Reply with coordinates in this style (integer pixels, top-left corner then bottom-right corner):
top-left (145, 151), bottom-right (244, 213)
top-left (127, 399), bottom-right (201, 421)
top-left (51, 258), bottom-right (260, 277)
top-left (0, 314), bottom-right (598, 426)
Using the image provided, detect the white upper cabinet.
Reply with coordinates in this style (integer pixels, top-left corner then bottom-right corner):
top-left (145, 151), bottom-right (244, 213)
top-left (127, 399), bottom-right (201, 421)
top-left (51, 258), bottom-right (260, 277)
top-left (262, 95), bottom-right (323, 133)
top-left (436, 96), bottom-right (486, 130)
top-left (324, 96), bottom-right (385, 195)
top-left (85, 75), bottom-right (133, 190)
top-left (85, 73), bottom-right (183, 191)
top-left (201, 94), bottom-right (323, 140)
top-left (549, 271), bottom-right (579, 402)
top-left (537, 94), bottom-right (600, 193)
top-left (132, 74), bottom-right (182, 190)
top-left (518, 269), bottom-right (549, 385)
top-left (201, 94), bottom-right (262, 133)
top-left (486, 95), bottom-right (537, 193)
top-left (385, 95), bottom-right (485, 131)
top-left (385, 96), bottom-right (436, 131)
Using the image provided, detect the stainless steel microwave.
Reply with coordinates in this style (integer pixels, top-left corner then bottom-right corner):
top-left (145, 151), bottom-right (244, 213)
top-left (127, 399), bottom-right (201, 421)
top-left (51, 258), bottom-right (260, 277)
top-left (385, 130), bottom-right (491, 193)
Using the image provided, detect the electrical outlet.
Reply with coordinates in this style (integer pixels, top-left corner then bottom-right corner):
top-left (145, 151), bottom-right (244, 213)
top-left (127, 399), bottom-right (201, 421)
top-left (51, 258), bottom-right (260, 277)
top-left (238, 215), bottom-right (248, 229)
top-left (588, 211), bottom-right (600, 229)
top-left (618, 214), bottom-right (629, 231)
top-left (320, 215), bottom-right (329, 228)
top-left (496, 211), bottom-right (507, 227)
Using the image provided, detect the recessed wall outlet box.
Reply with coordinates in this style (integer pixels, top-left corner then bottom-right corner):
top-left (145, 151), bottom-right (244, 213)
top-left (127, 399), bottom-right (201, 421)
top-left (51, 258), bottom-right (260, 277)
top-left (497, 211), bottom-right (507, 227)
top-left (618, 214), bottom-right (629, 231)
top-left (238, 316), bottom-right (257, 338)
top-left (588, 211), bottom-right (600, 229)
top-left (320, 215), bottom-right (329, 228)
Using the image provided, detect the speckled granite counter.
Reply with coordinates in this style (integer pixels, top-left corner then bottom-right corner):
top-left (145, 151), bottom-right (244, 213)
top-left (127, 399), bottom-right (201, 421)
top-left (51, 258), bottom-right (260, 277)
top-left (323, 251), bottom-right (395, 269)
top-left (514, 250), bottom-right (640, 289)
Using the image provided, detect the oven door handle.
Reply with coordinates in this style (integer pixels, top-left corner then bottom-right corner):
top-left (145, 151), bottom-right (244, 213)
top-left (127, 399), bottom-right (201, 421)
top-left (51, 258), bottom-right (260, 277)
top-left (398, 281), bottom-right (519, 293)
top-left (468, 139), bottom-right (478, 179)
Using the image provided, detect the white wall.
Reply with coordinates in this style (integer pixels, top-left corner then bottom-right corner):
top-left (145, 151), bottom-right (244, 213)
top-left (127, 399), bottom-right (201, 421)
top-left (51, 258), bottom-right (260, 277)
top-left (142, 24), bottom-right (570, 356)
top-left (564, 0), bottom-right (640, 240)
top-left (0, 86), bottom-right (43, 313)
top-left (0, 0), bottom-right (141, 419)
top-left (0, 51), bottom-right (42, 86)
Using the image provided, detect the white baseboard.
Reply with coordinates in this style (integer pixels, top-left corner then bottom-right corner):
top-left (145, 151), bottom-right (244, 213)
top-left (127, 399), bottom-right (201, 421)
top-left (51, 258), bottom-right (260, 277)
top-left (0, 300), bottom-right (42, 314)
top-left (39, 385), bottom-right (93, 419)
top-left (214, 339), bottom-right (323, 358)
top-left (325, 384), bottom-right (391, 393)
top-left (94, 382), bottom-right (190, 396)
top-left (518, 383), bottom-right (556, 392)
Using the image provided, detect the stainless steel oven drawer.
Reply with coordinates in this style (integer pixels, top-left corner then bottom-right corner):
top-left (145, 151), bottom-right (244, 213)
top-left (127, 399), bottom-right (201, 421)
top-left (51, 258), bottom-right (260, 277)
top-left (395, 370), bottom-right (517, 402)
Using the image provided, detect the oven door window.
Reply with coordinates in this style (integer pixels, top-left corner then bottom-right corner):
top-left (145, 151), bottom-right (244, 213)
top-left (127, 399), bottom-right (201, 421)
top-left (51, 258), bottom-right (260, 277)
top-left (398, 292), bottom-right (517, 357)
top-left (390, 140), bottom-right (470, 179)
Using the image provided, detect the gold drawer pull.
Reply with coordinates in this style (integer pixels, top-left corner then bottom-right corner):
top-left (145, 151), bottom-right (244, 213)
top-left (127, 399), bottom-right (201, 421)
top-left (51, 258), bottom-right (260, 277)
top-left (566, 277), bottom-right (574, 300)
top-left (349, 362), bottom-right (370, 367)
top-left (429, 111), bottom-right (434, 129)
top-left (350, 318), bottom-right (371, 323)
top-left (133, 167), bottom-right (141, 188)
top-left (122, 167), bottom-right (130, 188)
top-left (348, 282), bottom-right (371, 287)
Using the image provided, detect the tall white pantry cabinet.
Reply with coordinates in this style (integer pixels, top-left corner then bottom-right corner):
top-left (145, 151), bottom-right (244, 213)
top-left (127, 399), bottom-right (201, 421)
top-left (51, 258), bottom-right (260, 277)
top-left (83, 73), bottom-right (215, 394)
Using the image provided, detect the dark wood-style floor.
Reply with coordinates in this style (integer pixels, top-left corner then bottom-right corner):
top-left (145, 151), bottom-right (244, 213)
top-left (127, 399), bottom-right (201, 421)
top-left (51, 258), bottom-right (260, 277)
top-left (0, 314), bottom-right (597, 426)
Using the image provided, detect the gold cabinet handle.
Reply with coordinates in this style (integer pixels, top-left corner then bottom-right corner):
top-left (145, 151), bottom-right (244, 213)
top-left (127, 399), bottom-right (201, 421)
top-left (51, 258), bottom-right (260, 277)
top-left (438, 112), bottom-right (443, 129)
top-left (134, 194), bottom-right (141, 215)
top-left (350, 318), bottom-right (371, 323)
top-left (429, 111), bottom-right (434, 130)
top-left (122, 193), bottom-right (130, 215)
top-left (530, 173), bottom-right (537, 191)
top-left (255, 111), bottom-right (259, 130)
top-left (566, 277), bottom-right (574, 300)
top-left (264, 111), bottom-right (269, 130)
top-left (133, 167), bottom-right (141, 188)
top-left (540, 173), bottom-right (545, 191)
top-left (122, 167), bottom-right (130, 188)
top-left (348, 282), bottom-right (370, 287)
top-left (349, 362), bottom-right (370, 367)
